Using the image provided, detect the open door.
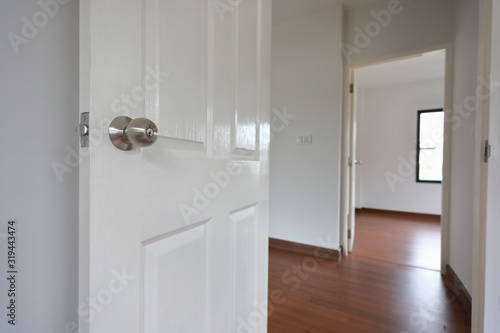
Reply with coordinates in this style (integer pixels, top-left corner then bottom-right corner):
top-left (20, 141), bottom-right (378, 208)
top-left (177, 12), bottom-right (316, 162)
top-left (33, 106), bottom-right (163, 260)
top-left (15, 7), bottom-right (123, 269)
top-left (79, 0), bottom-right (271, 332)
top-left (473, 0), bottom-right (500, 330)
top-left (347, 70), bottom-right (358, 252)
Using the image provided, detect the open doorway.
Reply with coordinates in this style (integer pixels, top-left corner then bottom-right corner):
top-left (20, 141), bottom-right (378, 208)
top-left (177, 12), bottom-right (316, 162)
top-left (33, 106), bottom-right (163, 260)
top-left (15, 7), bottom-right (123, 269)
top-left (348, 50), bottom-right (447, 271)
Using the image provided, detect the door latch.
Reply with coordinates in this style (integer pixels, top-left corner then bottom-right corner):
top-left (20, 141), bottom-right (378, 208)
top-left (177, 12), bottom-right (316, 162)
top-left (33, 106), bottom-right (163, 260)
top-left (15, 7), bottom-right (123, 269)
top-left (76, 112), bottom-right (89, 148)
top-left (348, 156), bottom-right (361, 167)
top-left (484, 140), bottom-right (492, 163)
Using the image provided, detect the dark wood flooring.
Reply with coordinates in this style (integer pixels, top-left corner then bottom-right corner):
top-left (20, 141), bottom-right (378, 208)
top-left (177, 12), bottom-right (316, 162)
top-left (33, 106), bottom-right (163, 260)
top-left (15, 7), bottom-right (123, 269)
top-left (353, 209), bottom-right (441, 271)
top-left (267, 210), bottom-right (471, 333)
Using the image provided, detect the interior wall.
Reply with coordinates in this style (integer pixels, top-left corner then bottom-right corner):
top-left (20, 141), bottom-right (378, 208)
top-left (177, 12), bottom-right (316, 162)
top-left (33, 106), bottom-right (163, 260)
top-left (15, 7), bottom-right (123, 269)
top-left (355, 78), bottom-right (444, 215)
top-left (270, 5), bottom-right (343, 249)
top-left (0, 0), bottom-right (79, 331)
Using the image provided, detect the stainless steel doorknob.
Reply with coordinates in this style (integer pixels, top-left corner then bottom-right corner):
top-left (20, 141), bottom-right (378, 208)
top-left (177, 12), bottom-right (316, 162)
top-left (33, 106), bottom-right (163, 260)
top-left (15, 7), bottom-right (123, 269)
top-left (109, 116), bottom-right (158, 151)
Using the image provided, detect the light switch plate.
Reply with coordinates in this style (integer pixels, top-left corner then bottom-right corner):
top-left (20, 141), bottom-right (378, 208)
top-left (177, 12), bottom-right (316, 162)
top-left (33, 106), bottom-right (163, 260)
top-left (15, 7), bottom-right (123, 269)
top-left (297, 135), bottom-right (312, 145)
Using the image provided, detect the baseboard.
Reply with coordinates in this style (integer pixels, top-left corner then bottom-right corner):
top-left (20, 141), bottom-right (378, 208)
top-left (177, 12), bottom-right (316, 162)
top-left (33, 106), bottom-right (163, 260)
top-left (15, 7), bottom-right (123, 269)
top-left (269, 238), bottom-right (342, 261)
top-left (445, 264), bottom-right (472, 319)
top-left (355, 207), bottom-right (440, 219)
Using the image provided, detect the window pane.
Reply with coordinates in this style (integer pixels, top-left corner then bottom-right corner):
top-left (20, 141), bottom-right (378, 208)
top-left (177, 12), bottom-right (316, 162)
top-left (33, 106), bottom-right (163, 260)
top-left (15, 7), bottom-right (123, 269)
top-left (418, 111), bottom-right (444, 182)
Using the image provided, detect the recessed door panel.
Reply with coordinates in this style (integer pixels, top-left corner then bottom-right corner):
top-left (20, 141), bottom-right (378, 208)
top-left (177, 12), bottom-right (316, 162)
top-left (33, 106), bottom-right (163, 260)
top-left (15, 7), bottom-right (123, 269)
top-left (233, 0), bottom-right (260, 156)
top-left (231, 205), bottom-right (258, 325)
top-left (147, 0), bottom-right (209, 144)
top-left (143, 223), bottom-right (211, 332)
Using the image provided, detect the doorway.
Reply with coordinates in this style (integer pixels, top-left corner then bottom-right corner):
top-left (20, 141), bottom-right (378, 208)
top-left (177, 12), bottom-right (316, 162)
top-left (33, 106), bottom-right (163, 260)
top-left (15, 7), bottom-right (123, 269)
top-left (345, 49), bottom-right (449, 271)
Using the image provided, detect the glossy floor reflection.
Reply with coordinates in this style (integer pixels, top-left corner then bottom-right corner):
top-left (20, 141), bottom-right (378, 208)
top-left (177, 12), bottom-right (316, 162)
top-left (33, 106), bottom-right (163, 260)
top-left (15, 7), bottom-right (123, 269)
top-left (352, 209), bottom-right (441, 270)
top-left (268, 249), bottom-right (471, 333)
top-left (268, 210), bottom-right (471, 332)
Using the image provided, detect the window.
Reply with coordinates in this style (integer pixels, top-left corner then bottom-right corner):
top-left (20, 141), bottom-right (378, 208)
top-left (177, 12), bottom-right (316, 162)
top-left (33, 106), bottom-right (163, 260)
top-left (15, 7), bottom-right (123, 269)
top-left (416, 109), bottom-right (444, 183)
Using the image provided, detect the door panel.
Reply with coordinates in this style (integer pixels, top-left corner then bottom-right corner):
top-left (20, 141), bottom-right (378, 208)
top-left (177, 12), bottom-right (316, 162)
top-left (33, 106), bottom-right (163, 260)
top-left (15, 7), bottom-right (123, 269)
top-left (232, 205), bottom-right (258, 326)
top-left (234, 0), bottom-right (259, 154)
top-left (80, 0), bottom-right (270, 332)
top-left (156, 0), bottom-right (208, 143)
top-left (143, 222), bottom-right (211, 332)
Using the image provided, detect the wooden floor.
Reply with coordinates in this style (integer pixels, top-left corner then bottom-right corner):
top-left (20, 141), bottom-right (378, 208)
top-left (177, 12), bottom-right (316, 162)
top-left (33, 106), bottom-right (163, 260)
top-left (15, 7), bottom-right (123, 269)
top-left (268, 210), bottom-right (471, 333)
top-left (353, 209), bottom-right (441, 271)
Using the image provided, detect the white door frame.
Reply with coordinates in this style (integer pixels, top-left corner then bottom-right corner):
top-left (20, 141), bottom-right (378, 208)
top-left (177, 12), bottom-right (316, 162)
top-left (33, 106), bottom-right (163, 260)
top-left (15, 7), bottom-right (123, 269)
top-left (339, 44), bottom-right (454, 274)
top-left (347, 69), bottom-right (357, 253)
top-left (471, 0), bottom-right (492, 331)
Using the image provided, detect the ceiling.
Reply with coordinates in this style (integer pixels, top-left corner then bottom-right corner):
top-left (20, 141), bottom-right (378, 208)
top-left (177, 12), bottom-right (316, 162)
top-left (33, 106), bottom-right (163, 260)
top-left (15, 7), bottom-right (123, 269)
top-left (271, 0), bottom-right (445, 87)
top-left (355, 50), bottom-right (446, 88)
top-left (272, 0), bottom-right (376, 25)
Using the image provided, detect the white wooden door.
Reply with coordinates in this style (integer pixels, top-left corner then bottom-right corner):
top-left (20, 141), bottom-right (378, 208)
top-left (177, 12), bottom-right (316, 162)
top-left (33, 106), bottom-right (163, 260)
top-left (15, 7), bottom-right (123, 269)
top-left (477, 0), bottom-right (500, 329)
top-left (79, 0), bottom-right (271, 332)
top-left (347, 71), bottom-right (358, 252)
top-left (484, 1), bottom-right (500, 328)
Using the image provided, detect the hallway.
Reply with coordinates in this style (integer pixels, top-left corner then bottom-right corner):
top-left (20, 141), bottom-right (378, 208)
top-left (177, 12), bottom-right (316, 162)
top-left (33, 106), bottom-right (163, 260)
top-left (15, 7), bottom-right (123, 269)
top-left (267, 211), bottom-right (471, 332)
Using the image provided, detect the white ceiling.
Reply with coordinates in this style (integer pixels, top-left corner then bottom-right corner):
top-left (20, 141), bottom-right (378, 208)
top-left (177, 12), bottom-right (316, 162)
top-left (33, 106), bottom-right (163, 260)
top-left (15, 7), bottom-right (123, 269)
top-left (355, 50), bottom-right (446, 88)
top-left (271, 0), bottom-right (445, 87)
top-left (272, 0), bottom-right (376, 25)
top-left (272, 0), bottom-right (340, 25)
top-left (342, 0), bottom-right (379, 9)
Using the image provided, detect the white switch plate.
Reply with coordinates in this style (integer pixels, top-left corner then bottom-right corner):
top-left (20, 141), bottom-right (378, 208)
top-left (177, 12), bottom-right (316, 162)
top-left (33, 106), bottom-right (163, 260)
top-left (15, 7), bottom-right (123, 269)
top-left (297, 135), bottom-right (312, 144)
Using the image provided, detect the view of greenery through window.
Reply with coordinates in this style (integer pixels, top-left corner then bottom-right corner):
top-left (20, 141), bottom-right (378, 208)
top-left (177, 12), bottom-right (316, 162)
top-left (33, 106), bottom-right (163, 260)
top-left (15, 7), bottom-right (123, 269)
top-left (417, 109), bottom-right (444, 183)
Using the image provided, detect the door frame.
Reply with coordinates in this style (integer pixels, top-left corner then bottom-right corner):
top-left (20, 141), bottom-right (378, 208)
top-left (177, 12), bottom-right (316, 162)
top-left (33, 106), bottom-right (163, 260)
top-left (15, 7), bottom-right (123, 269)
top-left (471, 0), bottom-right (492, 331)
top-left (339, 44), bottom-right (454, 274)
top-left (79, 1), bottom-right (91, 331)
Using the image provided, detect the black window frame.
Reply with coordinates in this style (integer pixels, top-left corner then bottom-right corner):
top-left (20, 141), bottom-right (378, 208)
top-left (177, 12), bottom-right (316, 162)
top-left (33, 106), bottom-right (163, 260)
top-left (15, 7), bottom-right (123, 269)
top-left (416, 108), bottom-right (444, 184)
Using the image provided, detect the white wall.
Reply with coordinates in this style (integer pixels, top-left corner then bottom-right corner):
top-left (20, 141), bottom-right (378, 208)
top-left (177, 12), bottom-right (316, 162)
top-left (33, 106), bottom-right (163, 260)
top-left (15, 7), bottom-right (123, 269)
top-left (271, 0), bottom-right (456, 249)
top-left (355, 78), bottom-right (444, 215)
top-left (0, 0), bottom-right (79, 331)
top-left (270, 6), bottom-right (343, 249)
top-left (447, 0), bottom-right (479, 294)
